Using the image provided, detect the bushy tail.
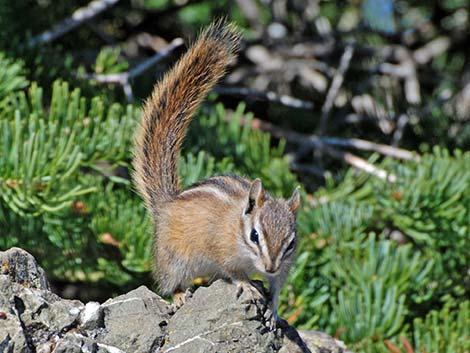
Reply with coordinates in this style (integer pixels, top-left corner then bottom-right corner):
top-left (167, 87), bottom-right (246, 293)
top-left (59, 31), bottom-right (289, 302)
top-left (133, 20), bottom-right (241, 217)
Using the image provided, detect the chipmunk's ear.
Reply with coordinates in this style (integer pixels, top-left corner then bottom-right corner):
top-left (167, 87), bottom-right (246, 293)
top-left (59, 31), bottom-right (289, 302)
top-left (288, 186), bottom-right (300, 213)
top-left (245, 179), bottom-right (264, 214)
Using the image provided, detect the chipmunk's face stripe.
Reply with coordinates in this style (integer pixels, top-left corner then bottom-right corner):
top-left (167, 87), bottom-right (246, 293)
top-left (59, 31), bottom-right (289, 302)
top-left (254, 218), bottom-right (274, 272)
top-left (276, 233), bottom-right (296, 267)
top-left (240, 216), bottom-right (260, 256)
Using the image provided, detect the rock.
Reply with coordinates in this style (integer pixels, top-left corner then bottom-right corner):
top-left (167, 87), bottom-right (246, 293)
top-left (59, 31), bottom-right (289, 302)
top-left (298, 331), bottom-right (352, 353)
top-left (0, 273), bottom-right (83, 352)
top-left (0, 247), bottom-right (50, 290)
top-left (0, 248), bottom-right (350, 353)
top-left (78, 301), bottom-right (103, 331)
top-left (97, 286), bottom-right (172, 353)
top-left (278, 324), bottom-right (314, 353)
top-left (51, 332), bottom-right (102, 353)
top-left (164, 280), bottom-right (279, 353)
top-left (0, 284), bottom-right (30, 353)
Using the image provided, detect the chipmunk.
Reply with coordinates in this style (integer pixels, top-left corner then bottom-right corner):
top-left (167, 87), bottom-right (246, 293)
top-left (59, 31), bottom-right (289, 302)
top-left (132, 20), bottom-right (300, 327)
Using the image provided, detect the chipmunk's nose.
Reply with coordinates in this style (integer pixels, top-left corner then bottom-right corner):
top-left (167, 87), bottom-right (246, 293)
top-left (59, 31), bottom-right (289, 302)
top-left (265, 266), bottom-right (278, 274)
top-left (264, 257), bottom-right (278, 274)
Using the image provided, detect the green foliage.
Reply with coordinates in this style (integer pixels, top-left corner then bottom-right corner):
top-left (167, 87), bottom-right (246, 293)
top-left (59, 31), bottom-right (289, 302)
top-left (281, 149), bottom-right (470, 351)
top-left (94, 48), bottom-right (128, 75)
top-left (328, 237), bottom-right (431, 349)
top-left (412, 300), bottom-right (470, 353)
top-left (0, 81), bottom-right (137, 216)
top-left (0, 52), bottom-right (28, 101)
top-left (1, 1), bottom-right (469, 352)
top-left (374, 149), bottom-right (470, 299)
top-left (179, 151), bottom-right (235, 187)
top-left (331, 236), bottom-right (433, 303)
top-left (87, 178), bottom-right (152, 284)
top-left (334, 282), bottom-right (406, 347)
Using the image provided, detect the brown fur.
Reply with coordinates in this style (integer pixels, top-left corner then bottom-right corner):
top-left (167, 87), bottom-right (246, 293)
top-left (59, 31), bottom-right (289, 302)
top-left (132, 20), bottom-right (300, 323)
top-left (155, 176), bottom-right (249, 293)
top-left (133, 20), bottom-right (241, 216)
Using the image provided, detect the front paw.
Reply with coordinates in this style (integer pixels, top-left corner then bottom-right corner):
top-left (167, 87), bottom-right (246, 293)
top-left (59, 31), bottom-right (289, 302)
top-left (235, 280), bottom-right (264, 303)
top-left (264, 306), bottom-right (279, 331)
top-left (172, 288), bottom-right (193, 308)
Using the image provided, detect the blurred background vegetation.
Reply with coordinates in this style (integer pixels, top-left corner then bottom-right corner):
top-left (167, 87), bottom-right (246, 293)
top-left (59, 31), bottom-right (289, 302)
top-left (0, 0), bottom-right (469, 352)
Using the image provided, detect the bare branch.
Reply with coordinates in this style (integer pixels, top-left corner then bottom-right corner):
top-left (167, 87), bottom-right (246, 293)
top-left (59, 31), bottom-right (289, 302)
top-left (128, 38), bottom-right (184, 78)
top-left (320, 136), bottom-right (419, 161)
top-left (78, 38), bottom-right (184, 102)
top-left (231, 115), bottom-right (406, 182)
top-left (350, 94), bottom-right (394, 134)
top-left (318, 44), bottom-right (354, 135)
top-left (391, 114), bottom-right (409, 147)
top-left (246, 116), bottom-right (417, 161)
top-left (234, 0), bottom-right (262, 32)
top-left (28, 0), bottom-right (120, 48)
top-left (413, 37), bottom-right (451, 65)
top-left (322, 146), bottom-right (397, 182)
top-left (214, 86), bottom-right (314, 109)
top-left (379, 47), bottom-right (421, 104)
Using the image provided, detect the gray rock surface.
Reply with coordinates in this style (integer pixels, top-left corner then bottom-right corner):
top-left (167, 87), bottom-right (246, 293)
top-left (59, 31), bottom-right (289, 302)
top-left (298, 331), bottom-right (350, 353)
top-left (164, 280), bottom-right (279, 352)
top-left (1, 246), bottom-right (50, 290)
top-left (0, 247), bottom-right (350, 353)
top-left (99, 286), bottom-right (172, 353)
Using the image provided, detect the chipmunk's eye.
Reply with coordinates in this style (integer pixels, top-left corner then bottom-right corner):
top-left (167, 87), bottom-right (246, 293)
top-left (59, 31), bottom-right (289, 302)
top-left (250, 229), bottom-right (259, 244)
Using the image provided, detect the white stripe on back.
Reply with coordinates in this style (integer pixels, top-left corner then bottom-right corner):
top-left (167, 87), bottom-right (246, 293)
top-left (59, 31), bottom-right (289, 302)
top-left (179, 185), bottom-right (231, 203)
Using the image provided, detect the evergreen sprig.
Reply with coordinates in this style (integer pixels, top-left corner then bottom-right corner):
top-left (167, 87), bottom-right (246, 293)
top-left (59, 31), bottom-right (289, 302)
top-left (0, 52), bottom-right (29, 100)
top-left (0, 81), bottom-right (139, 216)
top-left (412, 300), bottom-right (470, 353)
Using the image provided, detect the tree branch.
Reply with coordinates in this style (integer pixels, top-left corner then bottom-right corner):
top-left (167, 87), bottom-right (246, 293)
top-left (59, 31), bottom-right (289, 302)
top-left (318, 44), bottom-right (354, 135)
top-left (28, 0), bottom-right (120, 48)
top-left (319, 136), bottom-right (419, 161)
top-left (233, 115), bottom-right (408, 182)
top-left (323, 145), bottom-right (397, 182)
top-left (78, 38), bottom-right (184, 102)
top-left (214, 86), bottom-right (314, 110)
top-left (248, 117), bottom-right (417, 161)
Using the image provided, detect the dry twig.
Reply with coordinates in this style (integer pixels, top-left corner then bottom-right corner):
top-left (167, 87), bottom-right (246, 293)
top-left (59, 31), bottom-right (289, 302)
top-left (28, 0), bottom-right (120, 48)
top-left (318, 44), bottom-right (354, 135)
top-left (215, 86), bottom-right (314, 109)
top-left (413, 36), bottom-right (451, 64)
top-left (391, 114), bottom-right (409, 147)
top-left (324, 146), bottom-right (397, 182)
top-left (78, 38), bottom-right (184, 101)
top-left (320, 136), bottom-right (419, 161)
top-left (234, 116), bottom-right (405, 182)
